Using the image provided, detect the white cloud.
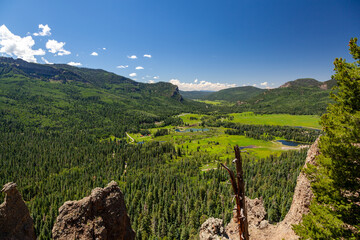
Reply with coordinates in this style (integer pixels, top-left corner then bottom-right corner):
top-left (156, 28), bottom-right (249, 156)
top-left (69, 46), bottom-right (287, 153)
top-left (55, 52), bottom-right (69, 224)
top-left (41, 57), bottom-right (53, 64)
top-left (144, 54), bottom-right (152, 58)
top-left (135, 66), bottom-right (144, 70)
top-left (252, 84), bottom-right (257, 87)
top-left (194, 78), bottom-right (198, 83)
top-left (102, 47), bottom-right (106, 50)
top-left (0, 24), bottom-right (45, 63)
top-left (46, 39), bottom-right (70, 56)
top-left (153, 76), bottom-right (159, 79)
top-left (260, 82), bottom-right (268, 86)
top-left (148, 80), bottom-right (155, 83)
top-left (116, 65), bottom-right (128, 69)
top-left (33, 24), bottom-right (51, 36)
top-left (91, 51), bottom-right (98, 56)
top-left (67, 61), bottom-right (81, 66)
top-left (129, 73), bottom-right (137, 77)
top-left (169, 79), bottom-right (236, 91)
top-left (127, 55), bottom-right (137, 59)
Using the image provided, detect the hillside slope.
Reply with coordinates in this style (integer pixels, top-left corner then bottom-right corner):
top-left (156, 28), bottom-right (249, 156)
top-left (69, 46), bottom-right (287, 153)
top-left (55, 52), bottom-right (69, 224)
top-left (0, 57), bottom-right (200, 133)
top-left (203, 86), bottom-right (266, 102)
top-left (235, 78), bottom-right (335, 115)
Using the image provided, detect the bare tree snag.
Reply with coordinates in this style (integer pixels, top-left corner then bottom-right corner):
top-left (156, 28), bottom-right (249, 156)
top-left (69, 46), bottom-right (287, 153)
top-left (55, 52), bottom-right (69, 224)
top-left (220, 145), bottom-right (249, 240)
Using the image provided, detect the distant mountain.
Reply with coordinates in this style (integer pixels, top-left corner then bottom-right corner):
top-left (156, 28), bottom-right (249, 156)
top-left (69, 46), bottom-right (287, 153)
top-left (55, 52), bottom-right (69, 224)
top-left (179, 90), bottom-right (214, 99)
top-left (236, 78), bottom-right (336, 115)
top-left (203, 86), bottom-right (266, 102)
top-left (179, 78), bottom-right (335, 115)
top-left (180, 86), bottom-right (265, 102)
top-left (0, 57), bottom-right (201, 132)
top-left (280, 78), bottom-right (336, 90)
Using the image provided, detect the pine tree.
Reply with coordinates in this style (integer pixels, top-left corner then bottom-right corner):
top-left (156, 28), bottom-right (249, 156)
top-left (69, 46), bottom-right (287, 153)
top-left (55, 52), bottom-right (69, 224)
top-left (294, 38), bottom-right (360, 239)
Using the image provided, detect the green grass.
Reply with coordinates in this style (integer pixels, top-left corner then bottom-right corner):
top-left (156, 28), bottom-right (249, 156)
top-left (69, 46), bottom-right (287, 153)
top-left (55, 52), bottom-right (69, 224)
top-left (229, 112), bottom-right (321, 129)
top-left (129, 126), bottom-right (297, 160)
top-left (193, 100), bottom-right (230, 105)
top-left (178, 113), bottom-right (205, 125)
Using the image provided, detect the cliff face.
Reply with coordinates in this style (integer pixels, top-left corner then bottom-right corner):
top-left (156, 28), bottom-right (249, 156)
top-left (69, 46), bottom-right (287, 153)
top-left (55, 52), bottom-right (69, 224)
top-left (52, 181), bottom-right (135, 240)
top-left (0, 182), bottom-right (36, 240)
top-left (201, 138), bottom-right (320, 240)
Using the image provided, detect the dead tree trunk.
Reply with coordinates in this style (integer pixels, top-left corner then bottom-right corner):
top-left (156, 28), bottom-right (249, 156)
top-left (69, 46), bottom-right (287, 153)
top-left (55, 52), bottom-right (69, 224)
top-left (220, 145), bottom-right (249, 240)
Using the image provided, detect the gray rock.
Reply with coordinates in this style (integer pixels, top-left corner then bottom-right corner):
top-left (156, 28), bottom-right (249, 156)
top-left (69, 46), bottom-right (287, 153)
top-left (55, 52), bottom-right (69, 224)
top-left (199, 217), bottom-right (229, 240)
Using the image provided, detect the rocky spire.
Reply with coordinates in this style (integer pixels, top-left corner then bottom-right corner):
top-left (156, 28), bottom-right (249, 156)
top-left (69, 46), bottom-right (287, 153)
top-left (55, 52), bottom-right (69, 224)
top-left (0, 182), bottom-right (36, 240)
top-left (52, 181), bottom-right (135, 240)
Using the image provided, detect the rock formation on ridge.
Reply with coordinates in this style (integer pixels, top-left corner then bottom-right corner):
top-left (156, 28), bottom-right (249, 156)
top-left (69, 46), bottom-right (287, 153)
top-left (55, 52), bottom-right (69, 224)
top-left (0, 182), bottom-right (36, 240)
top-left (201, 138), bottom-right (320, 240)
top-left (199, 217), bottom-right (229, 240)
top-left (52, 181), bottom-right (135, 240)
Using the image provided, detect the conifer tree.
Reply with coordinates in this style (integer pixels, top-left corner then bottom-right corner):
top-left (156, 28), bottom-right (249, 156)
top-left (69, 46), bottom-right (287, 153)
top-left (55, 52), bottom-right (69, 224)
top-left (294, 38), bottom-right (360, 239)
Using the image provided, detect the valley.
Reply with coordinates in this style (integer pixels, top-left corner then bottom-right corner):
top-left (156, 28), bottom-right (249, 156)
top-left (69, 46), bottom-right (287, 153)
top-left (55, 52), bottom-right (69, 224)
top-left (0, 55), bottom-right (357, 239)
top-left (124, 112), bottom-right (320, 160)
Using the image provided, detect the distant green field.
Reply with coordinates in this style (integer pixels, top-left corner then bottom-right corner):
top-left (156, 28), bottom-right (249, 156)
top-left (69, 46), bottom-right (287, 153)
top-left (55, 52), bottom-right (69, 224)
top-left (193, 99), bottom-right (230, 105)
top-left (229, 112), bottom-right (321, 129)
top-left (178, 113), bottom-right (205, 125)
top-left (128, 126), bottom-right (296, 160)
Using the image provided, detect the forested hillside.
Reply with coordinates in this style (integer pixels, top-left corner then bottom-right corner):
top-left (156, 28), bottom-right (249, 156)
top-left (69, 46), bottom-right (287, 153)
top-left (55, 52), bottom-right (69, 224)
top-left (180, 78), bottom-right (335, 115)
top-left (234, 84), bottom-right (333, 115)
top-left (0, 57), bottom-right (207, 134)
top-left (181, 86), bottom-right (265, 102)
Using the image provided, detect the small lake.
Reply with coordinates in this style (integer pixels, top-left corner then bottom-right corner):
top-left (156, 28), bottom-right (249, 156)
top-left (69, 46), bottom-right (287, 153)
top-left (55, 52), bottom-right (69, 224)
top-left (239, 145), bottom-right (256, 150)
top-left (276, 140), bottom-right (302, 146)
top-left (175, 128), bottom-right (209, 133)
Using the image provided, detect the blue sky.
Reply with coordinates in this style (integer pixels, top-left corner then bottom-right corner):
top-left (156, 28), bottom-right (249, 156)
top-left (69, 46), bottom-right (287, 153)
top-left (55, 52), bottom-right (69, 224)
top-left (0, 0), bottom-right (359, 90)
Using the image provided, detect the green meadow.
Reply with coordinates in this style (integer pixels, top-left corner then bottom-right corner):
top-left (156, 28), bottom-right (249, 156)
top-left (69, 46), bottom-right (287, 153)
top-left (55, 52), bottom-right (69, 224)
top-left (229, 112), bottom-right (321, 129)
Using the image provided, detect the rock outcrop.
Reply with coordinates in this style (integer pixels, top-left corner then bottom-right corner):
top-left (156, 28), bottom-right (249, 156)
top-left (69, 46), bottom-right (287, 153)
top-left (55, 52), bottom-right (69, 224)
top-left (199, 217), bottom-right (229, 240)
top-left (202, 138), bottom-right (320, 240)
top-left (52, 181), bottom-right (135, 240)
top-left (0, 182), bottom-right (36, 240)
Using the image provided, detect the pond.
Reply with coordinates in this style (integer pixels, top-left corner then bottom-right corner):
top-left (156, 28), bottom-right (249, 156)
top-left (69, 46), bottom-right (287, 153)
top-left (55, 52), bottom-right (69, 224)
top-left (276, 140), bottom-right (302, 146)
top-left (239, 145), bottom-right (256, 150)
top-left (175, 128), bottom-right (209, 133)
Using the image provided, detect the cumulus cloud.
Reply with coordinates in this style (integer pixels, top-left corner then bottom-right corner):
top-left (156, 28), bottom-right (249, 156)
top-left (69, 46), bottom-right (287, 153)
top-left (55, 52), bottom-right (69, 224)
top-left (129, 73), bottom-right (137, 77)
top-left (91, 51), bottom-right (98, 56)
top-left (46, 39), bottom-right (70, 56)
top-left (33, 24), bottom-right (51, 36)
top-left (153, 76), bottom-right (159, 79)
top-left (252, 84), bottom-right (257, 87)
top-left (102, 47), bottom-right (106, 50)
top-left (41, 57), bottom-right (53, 64)
top-left (260, 82), bottom-right (268, 86)
top-left (67, 61), bottom-right (81, 66)
top-left (144, 54), bottom-right (152, 58)
top-left (135, 66), bottom-right (144, 70)
top-left (0, 24), bottom-right (45, 62)
top-left (169, 79), bottom-right (236, 91)
top-left (116, 65), bottom-right (128, 69)
top-left (148, 80), bottom-right (155, 83)
top-left (127, 55), bottom-right (137, 59)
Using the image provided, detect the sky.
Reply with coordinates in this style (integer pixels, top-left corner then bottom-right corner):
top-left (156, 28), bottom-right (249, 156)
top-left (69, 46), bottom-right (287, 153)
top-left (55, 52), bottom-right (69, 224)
top-left (0, 0), bottom-right (359, 91)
